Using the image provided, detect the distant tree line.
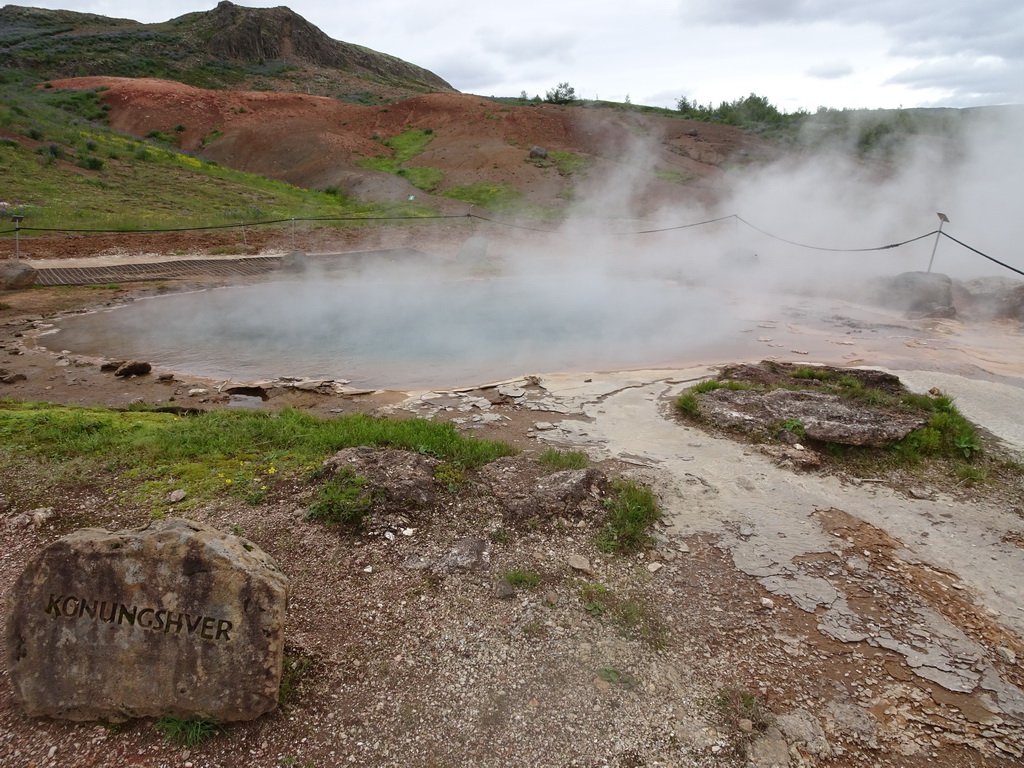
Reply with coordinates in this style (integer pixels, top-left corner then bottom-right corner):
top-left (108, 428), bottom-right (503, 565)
top-left (675, 93), bottom-right (805, 129)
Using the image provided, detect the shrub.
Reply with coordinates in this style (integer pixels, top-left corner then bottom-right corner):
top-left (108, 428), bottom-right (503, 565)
top-left (545, 82), bottom-right (577, 104)
top-left (595, 478), bottom-right (660, 553)
top-left (676, 392), bottom-right (699, 418)
top-left (306, 467), bottom-right (377, 529)
top-left (76, 156), bottom-right (104, 171)
top-left (713, 685), bottom-right (773, 734)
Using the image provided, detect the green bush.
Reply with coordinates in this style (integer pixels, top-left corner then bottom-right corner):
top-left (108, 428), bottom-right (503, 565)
top-left (544, 82), bottom-right (577, 104)
top-left (306, 466), bottom-right (377, 529)
top-left (76, 155), bottom-right (103, 171)
top-left (596, 478), bottom-right (660, 553)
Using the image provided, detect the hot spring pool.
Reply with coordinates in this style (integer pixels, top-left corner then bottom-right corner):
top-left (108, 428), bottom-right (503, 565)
top-left (51, 274), bottom-right (743, 390)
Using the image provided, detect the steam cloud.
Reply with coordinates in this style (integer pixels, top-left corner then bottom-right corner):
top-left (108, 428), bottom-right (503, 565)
top-left (55, 107), bottom-right (1024, 389)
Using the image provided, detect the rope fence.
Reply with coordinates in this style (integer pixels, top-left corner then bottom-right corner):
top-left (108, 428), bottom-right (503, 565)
top-left (1, 211), bottom-right (1021, 278)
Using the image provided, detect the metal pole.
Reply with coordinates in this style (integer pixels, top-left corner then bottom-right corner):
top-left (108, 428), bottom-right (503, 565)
top-left (927, 213), bottom-right (949, 273)
top-left (290, 218), bottom-right (295, 250)
top-left (12, 216), bottom-right (23, 261)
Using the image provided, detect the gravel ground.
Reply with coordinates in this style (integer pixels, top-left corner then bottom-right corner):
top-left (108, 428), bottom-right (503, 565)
top-left (3, 255), bottom-right (1024, 767)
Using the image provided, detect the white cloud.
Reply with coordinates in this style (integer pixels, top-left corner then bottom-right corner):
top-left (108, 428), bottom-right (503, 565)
top-left (805, 62), bottom-right (854, 80)
top-left (476, 28), bottom-right (576, 65)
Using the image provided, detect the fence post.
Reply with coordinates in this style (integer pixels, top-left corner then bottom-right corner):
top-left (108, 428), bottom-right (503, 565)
top-left (12, 215), bottom-right (23, 260)
top-left (927, 212), bottom-right (949, 273)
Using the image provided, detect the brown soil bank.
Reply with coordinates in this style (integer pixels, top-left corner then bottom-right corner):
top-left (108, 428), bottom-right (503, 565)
top-left (50, 76), bottom-right (778, 212)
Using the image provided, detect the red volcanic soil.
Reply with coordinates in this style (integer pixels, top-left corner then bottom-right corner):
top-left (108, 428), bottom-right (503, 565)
top-left (48, 77), bottom-right (779, 214)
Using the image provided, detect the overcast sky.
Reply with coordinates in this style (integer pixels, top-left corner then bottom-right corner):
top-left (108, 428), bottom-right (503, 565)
top-left (24, 0), bottom-right (1024, 111)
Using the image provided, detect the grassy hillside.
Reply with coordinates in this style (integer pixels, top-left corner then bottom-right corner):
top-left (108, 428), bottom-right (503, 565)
top-left (0, 2), bottom-right (452, 101)
top-left (0, 71), bottom-right (430, 231)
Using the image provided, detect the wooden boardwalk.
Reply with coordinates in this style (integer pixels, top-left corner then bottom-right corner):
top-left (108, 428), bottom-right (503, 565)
top-left (31, 249), bottom-right (426, 286)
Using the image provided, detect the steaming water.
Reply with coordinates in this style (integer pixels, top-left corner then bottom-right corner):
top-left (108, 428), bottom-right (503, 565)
top-left (52, 275), bottom-right (744, 389)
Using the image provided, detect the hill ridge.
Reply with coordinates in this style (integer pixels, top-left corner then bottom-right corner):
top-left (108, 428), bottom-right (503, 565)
top-left (0, 1), bottom-right (453, 100)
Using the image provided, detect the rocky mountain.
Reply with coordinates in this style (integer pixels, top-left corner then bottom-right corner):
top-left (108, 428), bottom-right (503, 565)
top-left (0, 1), bottom-right (454, 101)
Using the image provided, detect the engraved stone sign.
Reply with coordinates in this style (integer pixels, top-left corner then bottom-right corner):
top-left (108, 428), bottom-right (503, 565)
top-left (5, 518), bottom-right (289, 722)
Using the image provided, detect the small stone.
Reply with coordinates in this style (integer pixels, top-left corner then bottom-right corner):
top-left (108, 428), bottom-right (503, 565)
top-left (647, 562), bottom-right (664, 574)
top-left (23, 507), bottom-right (54, 527)
top-left (436, 537), bottom-right (489, 573)
top-left (739, 524), bottom-right (754, 538)
top-left (167, 490), bottom-right (187, 504)
top-left (544, 590), bottom-right (559, 606)
top-left (760, 597), bottom-right (775, 610)
top-left (567, 554), bottom-right (594, 575)
top-left (533, 422), bottom-right (556, 431)
top-left (494, 578), bottom-right (515, 600)
top-left (188, 388), bottom-right (209, 397)
top-left (738, 718), bottom-right (754, 732)
top-left (113, 361), bottom-right (151, 378)
top-left (996, 646), bottom-right (1017, 665)
top-left (593, 678), bottom-right (611, 693)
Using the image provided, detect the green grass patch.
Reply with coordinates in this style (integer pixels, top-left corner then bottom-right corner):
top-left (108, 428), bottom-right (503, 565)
top-left (440, 182), bottom-right (558, 220)
top-left (441, 182), bottom-right (523, 209)
top-left (791, 366), bottom-right (833, 381)
top-left (676, 379), bottom-right (756, 418)
top-left (0, 402), bottom-right (517, 511)
top-left (353, 129), bottom-right (442, 192)
top-left (397, 165), bottom-right (443, 192)
top-left (0, 80), bottom-right (435, 230)
top-left (894, 407), bottom-right (981, 463)
top-left (579, 582), bottom-right (668, 648)
top-left (549, 150), bottom-right (590, 176)
top-left (504, 569), bottom-right (541, 589)
top-left (384, 128), bottom-right (435, 164)
top-left (434, 461), bottom-right (467, 492)
top-left (675, 392), bottom-right (700, 418)
top-left (654, 168), bottom-right (692, 185)
top-left (154, 716), bottom-right (222, 748)
top-left (537, 447), bottom-right (590, 472)
top-left (306, 466), bottom-right (376, 529)
top-left (595, 478), bottom-right (661, 553)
